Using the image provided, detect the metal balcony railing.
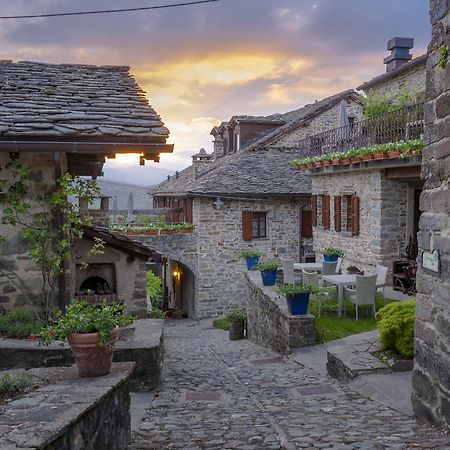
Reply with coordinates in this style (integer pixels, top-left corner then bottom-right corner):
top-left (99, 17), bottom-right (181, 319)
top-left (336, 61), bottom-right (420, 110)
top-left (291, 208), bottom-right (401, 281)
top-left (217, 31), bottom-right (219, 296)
top-left (298, 103), bottom-right (424, 157)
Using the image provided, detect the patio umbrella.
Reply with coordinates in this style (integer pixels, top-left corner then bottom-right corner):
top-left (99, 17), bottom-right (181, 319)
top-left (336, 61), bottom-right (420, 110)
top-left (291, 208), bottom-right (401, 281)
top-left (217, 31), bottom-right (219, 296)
top-left (338, 99), bottom-right (350, 149)
top-left (127, 192), bottom-right (134, 224)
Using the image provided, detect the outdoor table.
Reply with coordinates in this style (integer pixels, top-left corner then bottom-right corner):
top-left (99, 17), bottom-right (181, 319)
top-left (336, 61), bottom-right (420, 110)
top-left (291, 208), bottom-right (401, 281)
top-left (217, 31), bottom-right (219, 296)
top-left (293, 262), bottom-right (322, 272)
top-left (321, 274), bottom-right (357, 318)
top-left (322, 274), bottom-right (385, 318)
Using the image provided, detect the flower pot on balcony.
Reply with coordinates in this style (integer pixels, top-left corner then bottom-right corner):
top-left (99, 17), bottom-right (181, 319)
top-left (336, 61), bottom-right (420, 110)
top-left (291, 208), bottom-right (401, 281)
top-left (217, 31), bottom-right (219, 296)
top-left (322, 160), bottom-right (332, 167)
top-left (340, 158), bottom-right (351, 165)
top-left (331, 159), bottom-right (340, 165)
top-left (373, 152), bottom-right (387, 160)
top-left (387, 150), bottom-right (401, 158)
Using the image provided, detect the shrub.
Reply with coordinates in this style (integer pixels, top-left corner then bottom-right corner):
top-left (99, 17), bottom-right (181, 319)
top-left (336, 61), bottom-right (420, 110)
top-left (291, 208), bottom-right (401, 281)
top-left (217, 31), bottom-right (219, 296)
top-left (377, 299), bottom-right (415, 359)
top-left (0, 308), bottom-right (42, 339)
top-left (146, 271), bottom-right (165, 318)
top-left (322, 246), bottom-right (344, 257)
top-left (0, 372), bottom-right (33, 397)
top-left (276, 283), bottom-right (322, 297)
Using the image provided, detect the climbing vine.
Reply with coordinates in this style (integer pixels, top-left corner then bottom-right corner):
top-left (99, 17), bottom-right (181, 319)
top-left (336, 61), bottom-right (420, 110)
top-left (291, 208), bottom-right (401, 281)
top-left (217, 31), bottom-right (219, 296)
top-left (438, 44), bottom-right (448, 69)
top-left (0, 161), bottom-right (103, 318)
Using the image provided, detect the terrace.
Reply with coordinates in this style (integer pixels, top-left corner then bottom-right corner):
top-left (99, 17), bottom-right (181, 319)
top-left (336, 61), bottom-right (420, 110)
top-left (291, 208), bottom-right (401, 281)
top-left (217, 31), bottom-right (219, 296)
top-left (294, 103), bottom-right (424, 175)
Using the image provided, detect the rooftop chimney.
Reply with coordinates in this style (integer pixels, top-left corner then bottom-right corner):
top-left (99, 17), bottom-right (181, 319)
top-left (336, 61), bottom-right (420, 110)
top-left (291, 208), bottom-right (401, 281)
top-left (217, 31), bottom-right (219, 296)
top-left (384, 37), bottom-right (414, 73)
top-left (191, 148), bottom-right (213, 180)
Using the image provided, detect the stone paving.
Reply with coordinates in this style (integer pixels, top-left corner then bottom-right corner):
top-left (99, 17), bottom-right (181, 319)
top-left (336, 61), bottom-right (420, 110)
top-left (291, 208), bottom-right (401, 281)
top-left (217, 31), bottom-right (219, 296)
top-left (130, 320), bottom-right (450, 449)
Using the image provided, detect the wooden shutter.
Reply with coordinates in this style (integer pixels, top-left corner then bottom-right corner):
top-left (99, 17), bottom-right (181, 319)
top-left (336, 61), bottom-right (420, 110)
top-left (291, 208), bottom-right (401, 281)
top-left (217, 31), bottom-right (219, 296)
top-left (323, 195), bottom-right (330, 230)
top-left (334, 196), bottom-right (342, 232)
top-left (351, 195), bottom-right (360, 236)
top-left (242, 211), bottom-right (254, 241)
top-left (301, 210), bottom-right (312, 238)
top-left (311, 195), bottom-right (317, 227)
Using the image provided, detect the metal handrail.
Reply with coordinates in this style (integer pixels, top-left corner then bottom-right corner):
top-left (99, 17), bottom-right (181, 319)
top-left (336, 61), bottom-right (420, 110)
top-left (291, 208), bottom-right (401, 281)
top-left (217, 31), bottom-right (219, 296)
top-left (298, 103), bottom-right (424, 157)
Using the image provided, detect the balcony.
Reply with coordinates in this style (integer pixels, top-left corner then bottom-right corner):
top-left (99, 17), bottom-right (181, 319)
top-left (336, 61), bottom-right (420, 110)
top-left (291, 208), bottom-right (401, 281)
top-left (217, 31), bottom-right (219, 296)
top-left (298, 103), bottom-right (424, 158)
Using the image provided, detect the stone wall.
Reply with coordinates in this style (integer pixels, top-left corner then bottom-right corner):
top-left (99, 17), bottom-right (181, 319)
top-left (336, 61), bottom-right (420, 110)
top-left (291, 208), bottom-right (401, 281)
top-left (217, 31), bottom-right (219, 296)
top-left (246, 271), bottom-right (316, 354)
top-left (361, 60), bottom-right (426, 97)
top-left (311, 169), bottom-right (414, 278)
top-left (272, 101), bottom-right (363, 149)
top-left (193, 197), bottom-right (303, 318)
top-left (0, 362), bottom-right (133, 450)
top-left (72, 239), bottom-right (149, 317)
top-left (412, 1), bottom-right (450, 431)
top-left (0, 152), bottom-right (66, 313)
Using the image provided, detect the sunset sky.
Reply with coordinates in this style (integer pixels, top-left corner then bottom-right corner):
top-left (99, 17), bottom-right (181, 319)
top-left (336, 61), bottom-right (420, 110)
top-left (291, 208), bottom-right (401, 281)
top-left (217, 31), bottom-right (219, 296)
top-left (0, 0), bottom-right (430, 182)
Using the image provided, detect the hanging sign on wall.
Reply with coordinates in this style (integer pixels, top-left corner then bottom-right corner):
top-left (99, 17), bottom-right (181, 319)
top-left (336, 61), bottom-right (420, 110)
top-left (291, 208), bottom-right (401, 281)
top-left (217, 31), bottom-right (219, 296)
top-left (422, 249), bottom-right (440, 275)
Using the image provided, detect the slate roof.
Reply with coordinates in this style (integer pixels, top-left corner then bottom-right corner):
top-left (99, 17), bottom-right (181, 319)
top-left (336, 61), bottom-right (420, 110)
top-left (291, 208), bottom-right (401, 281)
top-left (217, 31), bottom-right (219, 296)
top-left (356, 54), bottom-right (427, 91)
top-left (153, 89), bottom-right (358, 197)
top-left (0, 60), bottom-right (169, 141)
top-left (152, 147), bottom-right (310, 196)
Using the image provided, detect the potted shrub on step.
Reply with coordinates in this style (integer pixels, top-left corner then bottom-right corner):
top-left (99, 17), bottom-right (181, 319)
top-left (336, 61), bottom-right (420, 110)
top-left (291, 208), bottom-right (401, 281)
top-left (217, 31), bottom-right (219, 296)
top-left (239, 249), bottom-right (262, 270)
top-left (276, 283), bottom-right (319, 315)
top-left (227, 310), bottom-right (246, 340)
top-left (322, 246), bottom-right (345, 262)
top-left (39, 300), bottom-right (134, 377)
top-left (255, 261), bottom-right (280, 286)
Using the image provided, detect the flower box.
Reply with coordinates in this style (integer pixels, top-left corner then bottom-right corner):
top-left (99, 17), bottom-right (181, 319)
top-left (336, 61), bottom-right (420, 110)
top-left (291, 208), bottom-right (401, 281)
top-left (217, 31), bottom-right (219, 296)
top-left (340, 158), bottom-right (351, 165)
top-left (322, 160), bottom-right (332, 167)
top-left (331, 159), bottom-right (340, 165)
top-left (125, 230), bottom-right (157, 235)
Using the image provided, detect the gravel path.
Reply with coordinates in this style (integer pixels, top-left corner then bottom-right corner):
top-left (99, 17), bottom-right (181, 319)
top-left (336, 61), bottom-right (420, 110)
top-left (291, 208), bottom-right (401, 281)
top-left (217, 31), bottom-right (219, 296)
top-left (130, 320), bottom-right (449, 449)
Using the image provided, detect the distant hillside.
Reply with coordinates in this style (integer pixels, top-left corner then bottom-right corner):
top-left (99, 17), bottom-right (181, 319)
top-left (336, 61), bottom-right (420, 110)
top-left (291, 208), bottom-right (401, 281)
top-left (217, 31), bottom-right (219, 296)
top-left (96, 180), bottom-right (152, 210)
top-left (102, 162), bottom-right (174, 187)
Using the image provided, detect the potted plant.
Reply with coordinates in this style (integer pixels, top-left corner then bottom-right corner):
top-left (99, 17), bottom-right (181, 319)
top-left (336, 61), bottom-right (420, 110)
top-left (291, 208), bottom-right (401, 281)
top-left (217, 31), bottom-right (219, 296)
top-left (227, 309), bottom-right (246, 340)
top-left (323, 246), bottom-right (345, 262)
top-left (276, 283), bottom-right (319, 315)
top-left (255, 261), bottom-right (280, 286)
top-left (39, 300), bottom-right (134, 377)
top-left (239, 249), bottom-right (262, 270)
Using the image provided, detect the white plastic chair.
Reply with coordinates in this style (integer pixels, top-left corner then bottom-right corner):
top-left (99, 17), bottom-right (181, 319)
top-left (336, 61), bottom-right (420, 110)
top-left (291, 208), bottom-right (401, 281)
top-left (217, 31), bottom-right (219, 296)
top-left (335, 257), bottom-right (343, 274)
top-left (281, 259), bottom-right (302, 285)
top-left (344, 274), bottom-right (377, 320)
top-left (302, 270), bottom-right (336, 318)
top-left (375, 264), bottom-right (388, 297)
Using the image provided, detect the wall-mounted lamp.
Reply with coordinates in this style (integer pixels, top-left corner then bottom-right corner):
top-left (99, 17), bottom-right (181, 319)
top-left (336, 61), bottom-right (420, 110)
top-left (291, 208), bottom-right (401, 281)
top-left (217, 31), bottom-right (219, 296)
top-left (212, 197), bottom-right (224, 210)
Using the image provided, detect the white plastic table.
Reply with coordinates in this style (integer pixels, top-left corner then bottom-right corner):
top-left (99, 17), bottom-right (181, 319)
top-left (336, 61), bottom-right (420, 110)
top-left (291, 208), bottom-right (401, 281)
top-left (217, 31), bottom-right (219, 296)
top-left (293, 262), bottom-right (322, 272)
top-left (321, 274), bottom-right (357, 318)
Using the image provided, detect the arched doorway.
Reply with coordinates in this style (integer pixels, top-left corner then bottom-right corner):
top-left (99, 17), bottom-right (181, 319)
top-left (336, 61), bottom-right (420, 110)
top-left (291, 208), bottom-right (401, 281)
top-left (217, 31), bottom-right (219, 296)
top-left (80, 276), bottom-right (112, 295)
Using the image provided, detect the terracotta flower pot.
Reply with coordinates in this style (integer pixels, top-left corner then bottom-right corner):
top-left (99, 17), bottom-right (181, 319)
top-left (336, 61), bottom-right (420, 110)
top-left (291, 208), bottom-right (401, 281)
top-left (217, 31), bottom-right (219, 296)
top-left (341, 158), bottom-right (351, 165)
top-left (331, 159), bottom-right (340, 165)
top-left (373, 152), bottom-right (387, 160)
top-left (322, 160), bottom-right (332, 166)
top-left (68, 327), bottom-right (119, 377)
top-left (387, 150), bottom-right (401, 158)
top-left (361, 155), bottom-right (374, 162)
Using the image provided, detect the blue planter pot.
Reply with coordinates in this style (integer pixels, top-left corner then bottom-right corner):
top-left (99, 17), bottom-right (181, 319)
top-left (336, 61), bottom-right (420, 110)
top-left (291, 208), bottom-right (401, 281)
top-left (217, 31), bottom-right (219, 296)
top-left (286, 292), bottom-right (311, 315)
top-left (245, 256), bottom-right (260, 270)
top-left (323, 254), bottom-right (338, 262)
top-left (261, 269), bottom-right (277, 286)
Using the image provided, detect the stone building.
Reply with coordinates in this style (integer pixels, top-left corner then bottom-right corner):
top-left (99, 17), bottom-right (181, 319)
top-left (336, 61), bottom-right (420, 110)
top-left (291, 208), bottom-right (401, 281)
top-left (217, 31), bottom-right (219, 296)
top-left (304, 39), bottom-right (426, 280)
top-left (413, 1), bottom-right (450, 431)
top-left (0, 60), bottom-right (172, 315)
top-left (151, 90), bottom-right (362, 319)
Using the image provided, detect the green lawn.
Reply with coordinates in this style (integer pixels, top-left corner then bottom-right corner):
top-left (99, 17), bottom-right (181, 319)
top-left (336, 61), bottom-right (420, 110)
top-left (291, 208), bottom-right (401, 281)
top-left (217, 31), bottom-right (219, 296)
top-left (213, 296), bottom-right (401, 344)
top-left (310, 296), bottom-right (397, 343)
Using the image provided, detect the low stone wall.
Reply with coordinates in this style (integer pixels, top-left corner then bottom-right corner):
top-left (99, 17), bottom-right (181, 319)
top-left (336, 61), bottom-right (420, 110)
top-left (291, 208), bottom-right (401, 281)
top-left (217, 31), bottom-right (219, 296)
top-left (0, 319), bottom-right (164, 391)
top-left (0, 362), bottom-right (133, 449)
top-left (246, 272), bottom-right (316, 355)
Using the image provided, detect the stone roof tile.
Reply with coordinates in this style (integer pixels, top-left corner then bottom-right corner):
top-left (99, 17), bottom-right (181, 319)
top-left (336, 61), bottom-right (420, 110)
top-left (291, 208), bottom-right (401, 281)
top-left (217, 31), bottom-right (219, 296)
top-left (0, 61), bottom-right (169, 141)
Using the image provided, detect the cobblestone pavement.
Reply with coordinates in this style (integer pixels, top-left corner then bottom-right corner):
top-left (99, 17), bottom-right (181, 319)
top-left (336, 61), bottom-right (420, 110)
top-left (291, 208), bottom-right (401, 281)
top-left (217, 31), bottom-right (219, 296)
top-left (130, 320), bottom-right (450, 450)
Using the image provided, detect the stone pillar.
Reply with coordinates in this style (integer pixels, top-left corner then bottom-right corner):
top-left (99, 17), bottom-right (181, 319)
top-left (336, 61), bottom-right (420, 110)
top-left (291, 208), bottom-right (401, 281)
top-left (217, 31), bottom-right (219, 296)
top-left (412, 0), bottom-right (450, 431)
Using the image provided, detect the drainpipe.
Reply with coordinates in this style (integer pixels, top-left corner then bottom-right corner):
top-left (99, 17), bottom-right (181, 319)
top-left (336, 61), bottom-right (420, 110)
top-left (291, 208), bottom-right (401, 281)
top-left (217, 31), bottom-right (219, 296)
top-left (53, 152), bottom-right (66, 312)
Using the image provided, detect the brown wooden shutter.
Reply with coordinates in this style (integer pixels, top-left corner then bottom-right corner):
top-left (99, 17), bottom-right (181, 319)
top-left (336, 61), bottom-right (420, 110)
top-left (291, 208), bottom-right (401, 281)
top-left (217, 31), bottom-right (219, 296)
top-left (311, 195), bottom-right (317, 227)
top-left (323, 195), bottom-right (330, 230)
top-left (334, 196), bottom-right (342, 232)
top-left (242, 211), bottom-right (254, 241)
top-left (351, 195), bottom-right (360, 236)
top-left (301, 210), bottom-right (312, 238)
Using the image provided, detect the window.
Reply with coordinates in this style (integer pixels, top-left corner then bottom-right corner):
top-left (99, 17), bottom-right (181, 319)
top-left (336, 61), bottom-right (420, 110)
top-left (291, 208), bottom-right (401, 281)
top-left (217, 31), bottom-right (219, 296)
top-left (242, 211), bottom-right (267, 240)
top-left (321, 194), bottom-right (330, 230)
top-left (343, 194), bottom-right (360, 235)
